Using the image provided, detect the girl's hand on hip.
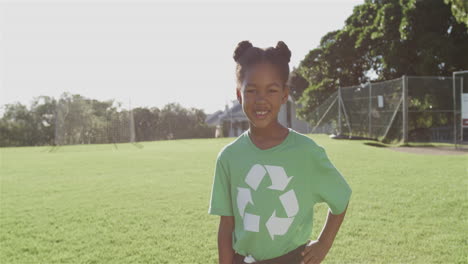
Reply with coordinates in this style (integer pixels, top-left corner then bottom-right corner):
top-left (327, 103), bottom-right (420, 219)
top-left (300, 239), bottom-right (331, 264)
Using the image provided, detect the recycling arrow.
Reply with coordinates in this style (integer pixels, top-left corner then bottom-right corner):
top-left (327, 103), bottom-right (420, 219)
top-left (243, 212), bottom-right (260, 232)
top-left (245, 164), bottom-right (267, 191)
top-left (237, 163), bottom-right (300, 241)
top-left (279, 189), bottom-right (299, 218)
top-left (264, 165), bottom-right (294, 191)
top-left (265, 210), bottom-right (294, 240)
top-left (237, 187), bottom-right (254, 218)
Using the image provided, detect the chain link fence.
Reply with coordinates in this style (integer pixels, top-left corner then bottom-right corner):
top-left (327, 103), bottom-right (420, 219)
top-left (308, 74), bottom-right (468, 147)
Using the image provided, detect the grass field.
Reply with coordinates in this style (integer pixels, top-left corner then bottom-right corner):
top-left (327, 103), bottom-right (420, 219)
top-left (1, 134), bottom-right (466, 264)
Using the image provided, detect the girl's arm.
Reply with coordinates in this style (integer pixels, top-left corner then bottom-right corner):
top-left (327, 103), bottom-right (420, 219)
top-left (318, 201), bottom-right (349, 247)
top-left (218, 215), bottom-right (235, 264)
top-left (301, 202), bottom-right (349, 264)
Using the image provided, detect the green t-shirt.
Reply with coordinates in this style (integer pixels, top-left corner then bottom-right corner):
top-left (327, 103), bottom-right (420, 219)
top-left (208, 128), bottom-right (352, 261)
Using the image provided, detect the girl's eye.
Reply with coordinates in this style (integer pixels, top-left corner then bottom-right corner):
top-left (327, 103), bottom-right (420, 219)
top-left (269, 90), bottom-right (278, 93)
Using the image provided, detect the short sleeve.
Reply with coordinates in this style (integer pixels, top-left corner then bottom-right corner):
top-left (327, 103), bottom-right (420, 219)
top-left (312, 146), bottom-right (352, 215)
top-left (208, 154), bottom-right (234, 216)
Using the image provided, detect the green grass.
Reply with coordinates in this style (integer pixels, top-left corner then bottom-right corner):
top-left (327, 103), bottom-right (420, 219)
top-left (1, 135), bottom-right (467, 264)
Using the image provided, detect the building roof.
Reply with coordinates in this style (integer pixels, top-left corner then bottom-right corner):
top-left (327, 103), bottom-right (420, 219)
top-left (205, 110), bottom-right (224, 126)
top-left (218, 101), bottom-right (246, 122)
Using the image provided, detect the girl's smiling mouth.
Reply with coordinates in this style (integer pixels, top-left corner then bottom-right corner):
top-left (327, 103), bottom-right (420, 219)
top-left (255, 110), bottom-right (270, 119)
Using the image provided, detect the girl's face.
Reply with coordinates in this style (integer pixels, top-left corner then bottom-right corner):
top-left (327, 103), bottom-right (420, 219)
top-left (236, 62), bottom-right (289, 129)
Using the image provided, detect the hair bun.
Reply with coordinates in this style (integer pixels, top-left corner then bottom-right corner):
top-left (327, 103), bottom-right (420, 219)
top-left (275, 41), bottom-right (291, 63)
top-left (233, 40), bottom-right (253, 63)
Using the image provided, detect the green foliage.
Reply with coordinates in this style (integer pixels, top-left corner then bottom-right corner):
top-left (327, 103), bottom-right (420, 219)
top-left (288, 67), bottom-right (309, 101)
top-left (297, 0), bottom-right (468, 123)
top-left (0, 96), bottom-right (57, 146)
top-left (158, 102), bottom-right (214, 140)
top-left (0, 94), bottom-right (215, 147)
top-left (444, 0), bottom-right (468, 26)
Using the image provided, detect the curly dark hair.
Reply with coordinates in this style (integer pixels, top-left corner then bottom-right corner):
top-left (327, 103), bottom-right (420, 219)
top-left (233, 40), bottom-right (291, 91)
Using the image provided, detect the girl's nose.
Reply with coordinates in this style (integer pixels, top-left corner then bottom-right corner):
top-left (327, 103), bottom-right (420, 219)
top-left (255, 91), bottom-right (267, 102)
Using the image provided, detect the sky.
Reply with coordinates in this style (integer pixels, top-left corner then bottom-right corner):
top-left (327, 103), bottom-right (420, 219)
top-left (0, 0), bottom-right (364, 115)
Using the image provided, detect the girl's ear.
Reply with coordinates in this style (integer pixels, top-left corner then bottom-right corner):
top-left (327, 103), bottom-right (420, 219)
top-left (282, 85), bottom-right (290, 103)
top-left (236, 89), bottom-right (242, 104)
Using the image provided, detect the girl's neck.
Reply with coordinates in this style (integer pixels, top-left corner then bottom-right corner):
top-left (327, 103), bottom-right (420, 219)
top-left (248, 122), bottom-right (288, 140)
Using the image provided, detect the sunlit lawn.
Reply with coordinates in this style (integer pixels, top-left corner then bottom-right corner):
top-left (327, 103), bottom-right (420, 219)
top-left (1, 134), bottom-right (466, 263)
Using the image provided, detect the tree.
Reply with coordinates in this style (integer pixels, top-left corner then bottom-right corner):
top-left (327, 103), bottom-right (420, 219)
top-left (444, 0), bottom-right (468, 26)
top-left (287, 67), bottom-right (309, 101)
top-left (0, 103), bottom-right (34, 146)
top-left (133, 107), bottom-right (160, 141)
top-left (0, 93), bottom-right (215, 147)
top-left (296, 0), bottom-right (468, 122)
top-left (29, 96), bottom-right (57, 145)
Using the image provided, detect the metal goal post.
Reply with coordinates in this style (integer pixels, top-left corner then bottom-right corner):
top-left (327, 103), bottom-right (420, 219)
top-left (453, 70), bottom-right (468, 149)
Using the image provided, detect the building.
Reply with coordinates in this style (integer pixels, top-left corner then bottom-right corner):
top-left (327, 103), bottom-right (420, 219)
top-left (205, 95), bottom-right (311, 137)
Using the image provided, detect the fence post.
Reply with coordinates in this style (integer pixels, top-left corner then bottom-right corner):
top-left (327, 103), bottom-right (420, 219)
top-left (453, 72), bottom-right (457, 147)
top-left (402, 75), bottom-right (408, 143)
top-left (338, 86), bottom-right (342, 135)
top-left (461, 76), bottom-right (464, 146)
top-left (368, 81), bottom-right (372, 138)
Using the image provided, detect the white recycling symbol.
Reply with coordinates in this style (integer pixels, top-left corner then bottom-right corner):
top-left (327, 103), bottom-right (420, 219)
top-left (237, 164), bottom-right (299, 240)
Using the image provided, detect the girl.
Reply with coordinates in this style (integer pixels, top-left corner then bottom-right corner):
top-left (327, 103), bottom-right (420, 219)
top-left (208, 40), bottom-right (352, 264)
